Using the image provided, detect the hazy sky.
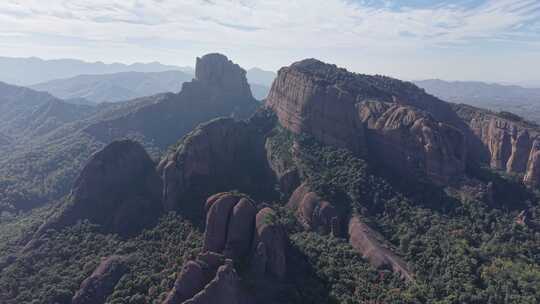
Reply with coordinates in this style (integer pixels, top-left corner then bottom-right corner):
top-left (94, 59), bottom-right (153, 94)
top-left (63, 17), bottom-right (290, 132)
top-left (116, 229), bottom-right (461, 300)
top-left (1, 0), bottom-right (539, 85)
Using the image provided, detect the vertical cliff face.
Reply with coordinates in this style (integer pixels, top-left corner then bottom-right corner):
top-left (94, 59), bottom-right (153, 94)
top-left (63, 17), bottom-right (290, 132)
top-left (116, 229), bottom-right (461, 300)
top-left (195, 53), bottom-right (253, 101)
top-left (453, 104), bottom-right (540, 187)
top-left (266, 59), bottom-right (467, 184)
top-left (265, 60), bottom-right (367, 155)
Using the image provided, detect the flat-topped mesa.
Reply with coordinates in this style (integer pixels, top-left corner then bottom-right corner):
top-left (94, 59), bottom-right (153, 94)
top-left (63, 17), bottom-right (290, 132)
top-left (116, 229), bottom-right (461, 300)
top-left (193, 53), bottom-right (254, 100)
top-left (267, 58), bottom-right (467, 183)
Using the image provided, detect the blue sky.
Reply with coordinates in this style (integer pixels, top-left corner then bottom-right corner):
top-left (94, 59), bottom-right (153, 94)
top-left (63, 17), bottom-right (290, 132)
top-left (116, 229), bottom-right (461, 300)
top-left (0, 0), bottom-right (539, 86)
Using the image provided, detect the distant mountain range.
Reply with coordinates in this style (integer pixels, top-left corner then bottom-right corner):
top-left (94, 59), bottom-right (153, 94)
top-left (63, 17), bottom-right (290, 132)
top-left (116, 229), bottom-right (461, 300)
top-left (415, 79), bottom-right (540, 122)
top-left (0, 56), bottom-right (192, 86)
top-left (30, 70), bottom-right (193, 104)
top-left (0, 56), bottom-right (276, 102)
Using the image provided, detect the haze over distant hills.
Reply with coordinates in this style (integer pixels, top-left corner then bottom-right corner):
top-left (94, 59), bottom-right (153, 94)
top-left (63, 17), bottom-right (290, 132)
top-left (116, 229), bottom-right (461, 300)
top-left (0, 56), bottom-right (276, 102)
top-left (415, 79), bottom-right (540, 122)
top-left (30, 71), bottom-right (193, 104)
top-left (0, 56), bottom-right (192, 86)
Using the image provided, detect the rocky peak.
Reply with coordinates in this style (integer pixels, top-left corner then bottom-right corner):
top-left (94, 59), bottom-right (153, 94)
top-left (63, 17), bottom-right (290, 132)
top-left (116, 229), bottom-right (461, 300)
top-left (194, 53), bottom-right (253, 99)
top-left (35, 140), bottom-right (163, 237)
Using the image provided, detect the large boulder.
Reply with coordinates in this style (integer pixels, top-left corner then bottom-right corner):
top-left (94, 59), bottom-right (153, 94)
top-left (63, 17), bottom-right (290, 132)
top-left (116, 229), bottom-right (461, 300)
top-left (36, 140), bottom-right (162, 237)
top-left (163, 193), bottom-right (287, 304)
top-left (252, 208), bottom-right (287, 279)
top-left (72, 255), bottom-right (129, 304)
top-left (287, 183), bottom-right (341, 236)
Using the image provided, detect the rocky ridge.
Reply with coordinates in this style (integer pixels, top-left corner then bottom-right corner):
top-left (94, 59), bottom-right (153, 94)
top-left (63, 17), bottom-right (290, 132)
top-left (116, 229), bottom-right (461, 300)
top-left (453, 104), bottom-right (540, 187)
top-left (72, 255), bottom-right (130, 304)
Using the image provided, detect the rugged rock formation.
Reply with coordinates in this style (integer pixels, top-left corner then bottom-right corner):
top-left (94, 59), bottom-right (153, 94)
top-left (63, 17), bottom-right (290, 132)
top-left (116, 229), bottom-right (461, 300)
top-left (266, 59), bottom-right (467, 184)
top-left (72, 255), bottom-right (129, 304)
top-left (36, 140), bottom-right (162, 237)
top-left (348, 216), bottom-right (413, 282)
top-left (287, 183), bottom-right (341, 236)
top-left (287, 184), bottom-right (411, 281)
top-left (524, 139), bottom-right (540, 187)
top-left (266, 59), bottom-right (367, 155)
top-left (84, 53), bottom-right (258, 149)
top-left (158, 116), bottom-right (275, 213)
top-left (163, 193), bottom-right (287, 304)
top-left (453, 104), bottom-right (540, 187)
top-left (359, 101), bottom-right (466, 184)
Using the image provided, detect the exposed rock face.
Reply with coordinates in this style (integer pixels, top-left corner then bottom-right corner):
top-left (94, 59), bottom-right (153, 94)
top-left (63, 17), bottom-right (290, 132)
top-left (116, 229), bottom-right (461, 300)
top-left (72, 255), bottom-right (129, 304)
top-left (524, 139), bottom-right (540, 187)
top-left (158, 116), bottom-right (274, 212)
top-left (195, 53), bottom-right (253, 101)
top-left (359, 101), bottom-right (466, 184)
top-left (163, 193), bottom-right (287, 304)
top-left (266, 59), bottom-right (367, 155)
top-left (36, 140), bottom-right (162, 237)
top-left (287, 184), bottom-right (411, 281)
top-left (84, 53), bottom-right (258, 149)
top-left (348, 216), bottom-right (412, 282)
top-left (453, 104), bottom-right (540, 187)
top-left (253, 207), bottom-right (287, 279)
top-left (266, 59), bottom-right (467, 184)
top-left (287, 183), bottom-right (341, 236)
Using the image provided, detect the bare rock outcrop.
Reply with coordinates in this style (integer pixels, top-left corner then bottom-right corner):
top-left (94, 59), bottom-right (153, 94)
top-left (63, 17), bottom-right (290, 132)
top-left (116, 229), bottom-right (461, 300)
top-left (158, 116), bottom-right (274, 212)
top-left (524, 139), bottom-right (540, 187)
top-left (348, 216), bottom-right (413, 282)
top-left (252, 207), bottom-right (287, 279)
top-left (266, 59), bottom-right (367, 155)
top-left (163, 193), bottom-right (287, 304)
top-left (35, 140), bottom-right (162, 237)
top-left (287, 183), bottom-right (341, 236)
top-left (84, 53), bottom-right (258, 149)
top-left (287, 184), bottom-right (411, 281)
top-left (72, 255), bottom-right (129, 304)
top-left (266, 59), bottom-right (467, 184)
top-left (453, 104), bottom-right (540, 187)
top-left (359, 101), bottom-right (466, 184)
